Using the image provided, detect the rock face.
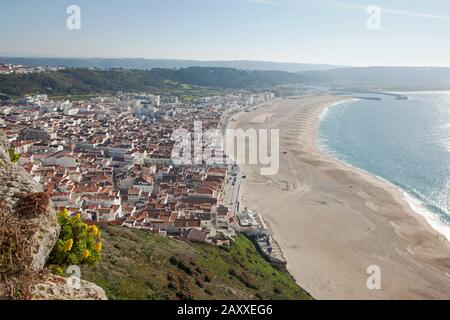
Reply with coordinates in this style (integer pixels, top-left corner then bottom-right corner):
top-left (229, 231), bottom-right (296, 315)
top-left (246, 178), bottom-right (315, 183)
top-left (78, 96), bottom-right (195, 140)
top-left (0, 132), bottom-right (60, 272)
top-left (0, 132), bottom-right (107, 300)
top-left (31, 274), bottom-right (107, 300)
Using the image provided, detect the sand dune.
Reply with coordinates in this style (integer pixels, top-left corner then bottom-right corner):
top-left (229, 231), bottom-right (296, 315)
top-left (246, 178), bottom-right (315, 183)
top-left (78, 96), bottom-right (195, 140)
top-left (229, 96), bottom-right (450, 300)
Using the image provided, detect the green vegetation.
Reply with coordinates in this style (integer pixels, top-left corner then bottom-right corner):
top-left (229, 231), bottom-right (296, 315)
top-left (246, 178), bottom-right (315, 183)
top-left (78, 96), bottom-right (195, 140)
top-left (47, 210), bottom-right (102, 274)
top-left (8, 148), bottom-right (20, 163)
top-left (82, 224), bottom-right (312, 300)
top-left (0, 67), bottom-right (303, 97)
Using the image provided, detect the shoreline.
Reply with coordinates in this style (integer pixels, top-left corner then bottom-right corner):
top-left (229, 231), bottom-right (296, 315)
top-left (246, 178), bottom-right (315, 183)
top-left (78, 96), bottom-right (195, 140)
top-left (229, 95), bottom-right (450, 299)
top-left (317, 99), bottom-right (450, 243)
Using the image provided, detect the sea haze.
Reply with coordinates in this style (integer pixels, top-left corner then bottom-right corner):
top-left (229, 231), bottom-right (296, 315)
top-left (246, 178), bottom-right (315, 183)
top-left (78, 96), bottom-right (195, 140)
top-left (318, 92), bottom-right (450, 240)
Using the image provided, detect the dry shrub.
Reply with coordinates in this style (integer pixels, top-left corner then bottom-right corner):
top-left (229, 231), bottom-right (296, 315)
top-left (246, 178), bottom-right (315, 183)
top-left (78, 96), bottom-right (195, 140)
top-left (0, 193), bottom-right (49, 299)
top-left (15, 192), bottom-right (50, 219)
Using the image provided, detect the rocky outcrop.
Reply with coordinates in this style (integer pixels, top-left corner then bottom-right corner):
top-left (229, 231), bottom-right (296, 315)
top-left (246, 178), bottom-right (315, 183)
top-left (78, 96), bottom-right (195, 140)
top-left (31, 274), bottom-right (107, 300)
top-left (0, 132), bottom-right (107, 300)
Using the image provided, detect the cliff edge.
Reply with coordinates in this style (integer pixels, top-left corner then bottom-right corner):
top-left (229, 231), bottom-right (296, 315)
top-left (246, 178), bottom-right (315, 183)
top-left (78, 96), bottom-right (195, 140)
top-left (0, 132), bottom-right (106, 300)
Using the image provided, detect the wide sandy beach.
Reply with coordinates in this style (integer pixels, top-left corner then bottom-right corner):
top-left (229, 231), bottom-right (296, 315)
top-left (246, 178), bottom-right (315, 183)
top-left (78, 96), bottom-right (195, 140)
top-left (228, 95), bottom-right (450, 299)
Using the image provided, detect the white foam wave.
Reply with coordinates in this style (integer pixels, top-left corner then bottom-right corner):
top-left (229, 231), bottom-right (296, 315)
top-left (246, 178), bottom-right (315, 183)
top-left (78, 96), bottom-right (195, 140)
top-left (401, 191), bottom-right (450, 242)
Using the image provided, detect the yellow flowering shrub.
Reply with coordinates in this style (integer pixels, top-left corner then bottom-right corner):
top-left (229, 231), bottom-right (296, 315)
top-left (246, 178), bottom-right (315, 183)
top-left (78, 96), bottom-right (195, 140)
top-left (95, 242), bottom-right (102, 253)
top-left (8, 148), bottom-right (21, 164)
top-left (63, 239), bottom-right (74, 252)
top-left (48, 209), bottom-right (102, 270)
top-left (83, 250), bottom-right (91, 259)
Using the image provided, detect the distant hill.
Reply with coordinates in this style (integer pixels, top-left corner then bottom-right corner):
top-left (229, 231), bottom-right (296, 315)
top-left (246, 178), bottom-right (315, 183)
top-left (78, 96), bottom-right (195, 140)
top-left (0, 67), bottom-right (305, 97)
top-left (82, 225), bottom-right (312, 300)
top-left (301, 66), bottom-right (450, 90)
top-left (2, 65), bottom-right (450, 98)
top-left (0, 57), bottom-right (342, 73)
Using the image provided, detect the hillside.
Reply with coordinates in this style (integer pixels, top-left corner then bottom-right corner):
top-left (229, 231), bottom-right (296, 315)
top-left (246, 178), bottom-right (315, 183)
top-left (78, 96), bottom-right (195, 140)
top-left (0, 67), bottom-right (304, 97)
top-left (3, 65), bottom-right (450, 99)
top-left (81, 224), bottom-right (312, 300)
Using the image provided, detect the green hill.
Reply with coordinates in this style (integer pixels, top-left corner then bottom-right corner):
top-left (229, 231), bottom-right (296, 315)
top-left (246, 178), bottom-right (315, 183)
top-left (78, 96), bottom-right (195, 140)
top-left (81, 224), bottom-right (312, 300)
top-left (0, 67), bottom-right (305, 97)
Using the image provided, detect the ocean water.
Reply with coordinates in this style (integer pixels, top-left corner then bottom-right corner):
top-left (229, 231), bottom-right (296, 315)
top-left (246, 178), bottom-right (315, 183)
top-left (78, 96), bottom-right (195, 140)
top-left (318, 92), bottom-right (450, 240)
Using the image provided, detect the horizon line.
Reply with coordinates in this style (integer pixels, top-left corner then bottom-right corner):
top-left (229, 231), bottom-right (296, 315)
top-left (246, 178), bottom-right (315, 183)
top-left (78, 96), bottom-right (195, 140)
top-left (1, 54), bottom-right (450, 69)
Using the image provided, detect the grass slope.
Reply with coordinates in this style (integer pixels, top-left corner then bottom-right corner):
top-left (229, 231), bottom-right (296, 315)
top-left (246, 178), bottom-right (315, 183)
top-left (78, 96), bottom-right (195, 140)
top-left (82, 225), bottom-right (312, 300)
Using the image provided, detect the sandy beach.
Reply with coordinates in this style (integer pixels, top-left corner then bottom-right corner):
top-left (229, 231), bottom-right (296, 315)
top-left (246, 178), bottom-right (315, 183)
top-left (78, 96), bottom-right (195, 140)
top-left (228, 95), bottom-right (450, 300)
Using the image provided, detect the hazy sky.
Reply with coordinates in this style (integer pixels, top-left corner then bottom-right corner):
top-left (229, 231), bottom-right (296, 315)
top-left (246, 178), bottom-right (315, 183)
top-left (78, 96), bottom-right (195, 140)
top-left (2, 0), bottom-right (450, 66)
